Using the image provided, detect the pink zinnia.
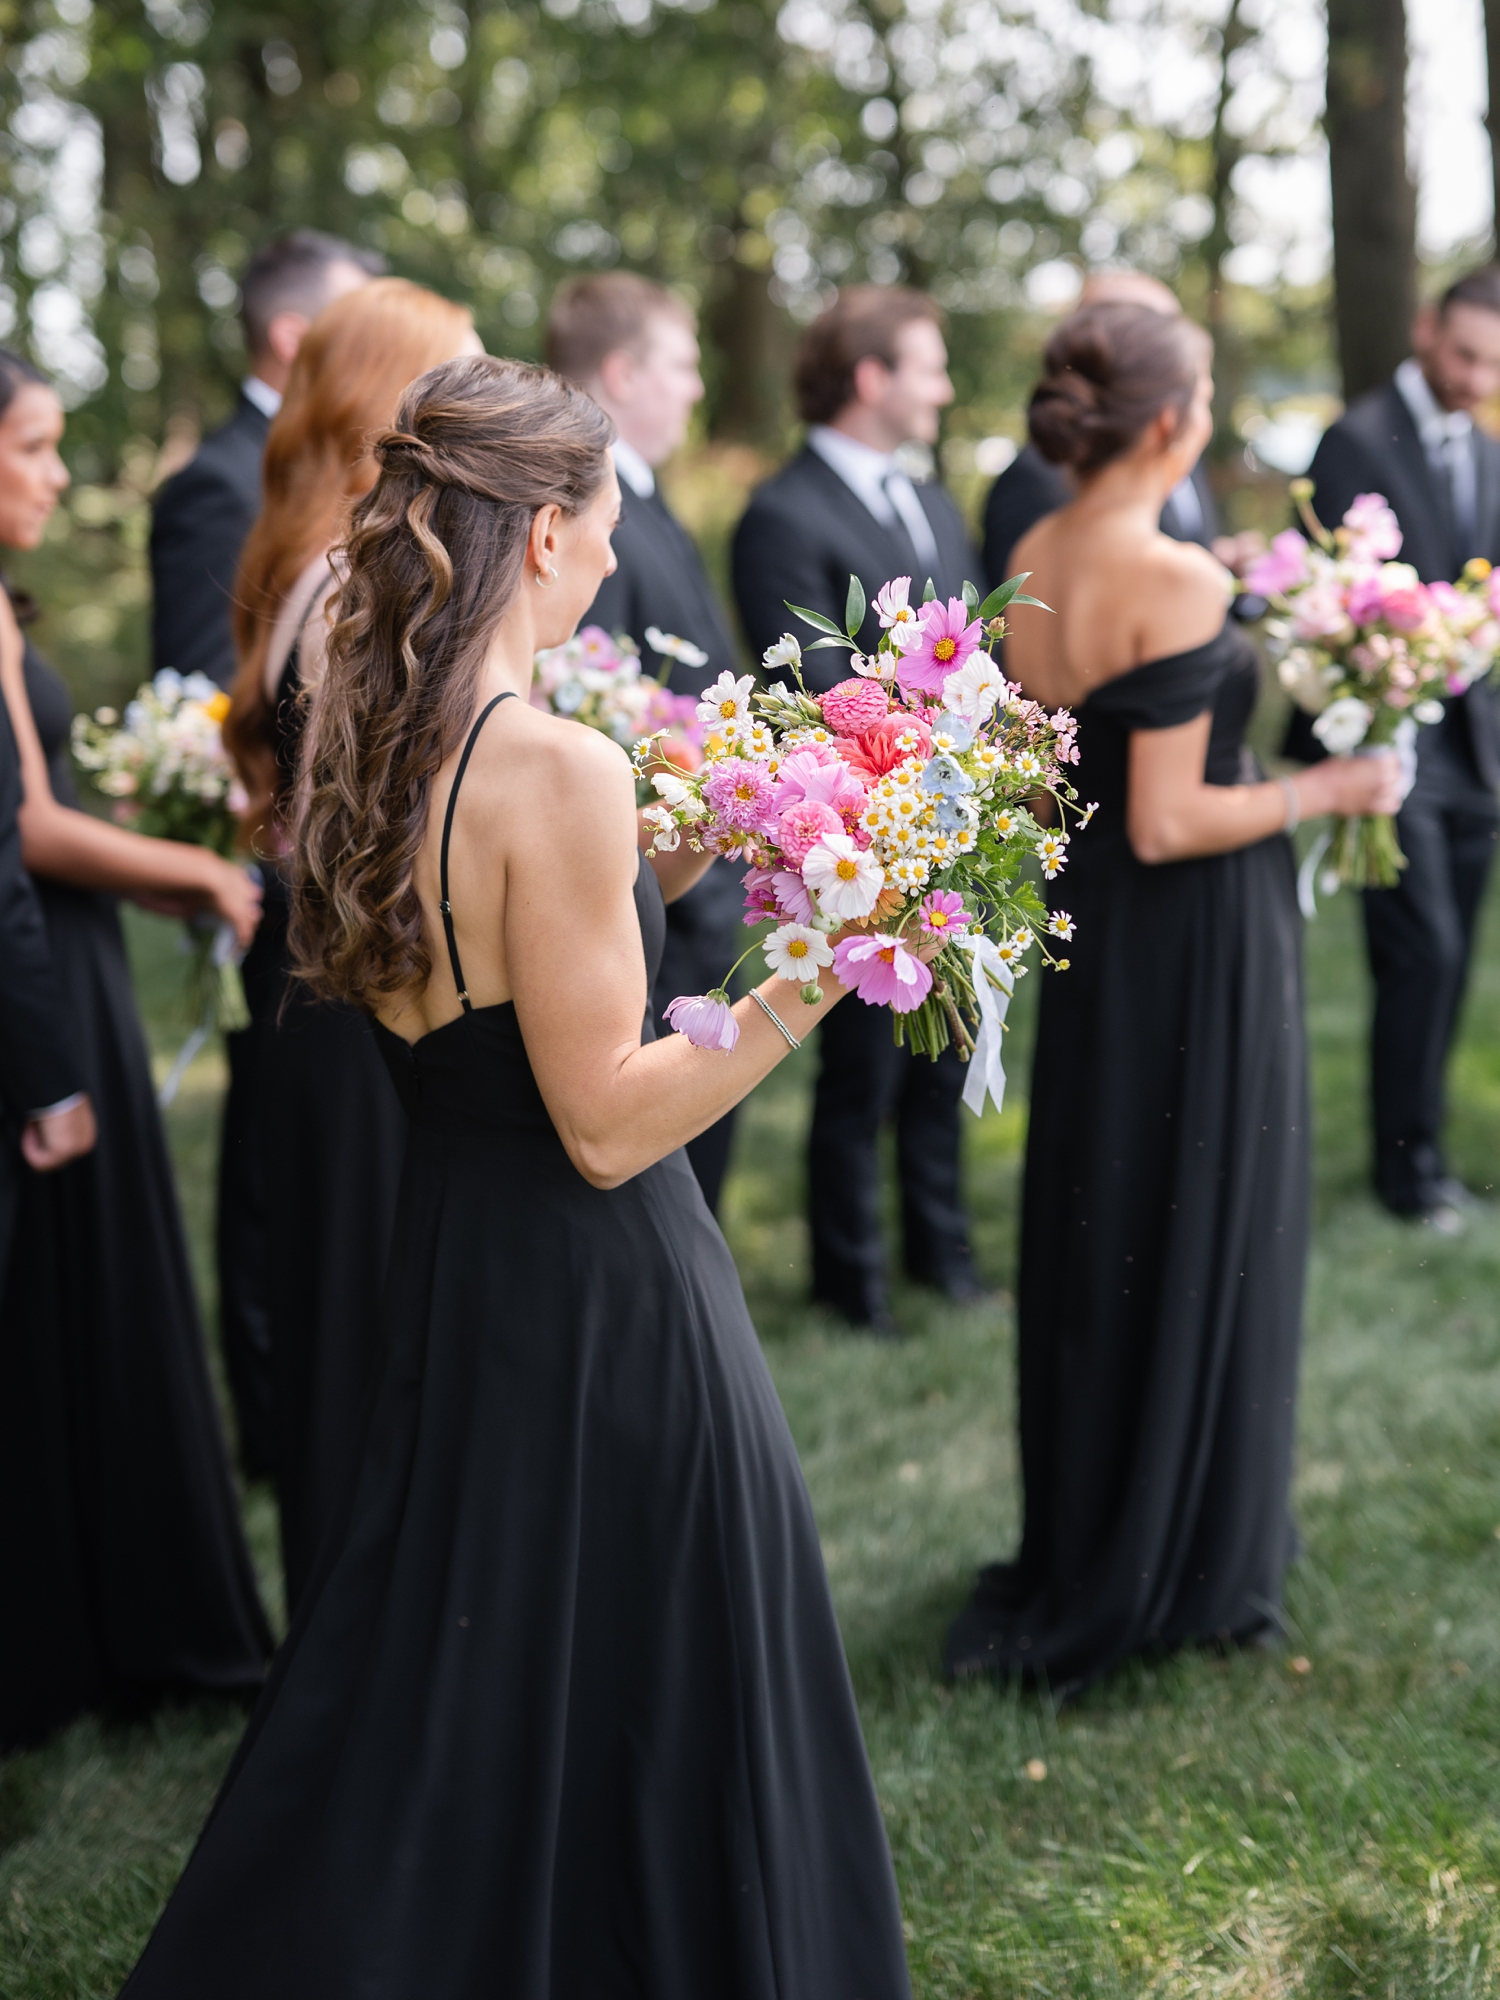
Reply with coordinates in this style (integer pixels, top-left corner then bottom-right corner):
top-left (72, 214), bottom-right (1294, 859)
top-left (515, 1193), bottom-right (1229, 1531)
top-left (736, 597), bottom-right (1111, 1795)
top-left (832, 934), bottom-right (934, 1013)
top-left (918, 890), bottom-right (970, 939)
top-left (777, 797), bottom-right (845, 866)
top-left (664, 991), bottom-right (739, 1051)
top-left (820, 678), bottom-right (890, 736)
top-left (897, 598), bottom-right (982, 700)
top-left (1244, 529), bottom-right (1310, 598)
top-left (704, 757), bottom-right (780, 836)
top-left (836, 715), bottom-right (931, 782)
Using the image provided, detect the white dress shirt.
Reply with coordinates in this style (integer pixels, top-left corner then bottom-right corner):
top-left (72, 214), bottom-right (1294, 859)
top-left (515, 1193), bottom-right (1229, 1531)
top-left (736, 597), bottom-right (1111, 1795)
top-left (611, 437), bottom-right (656, 500)
top-left (240, 376), bottom-right (284, 421)
top-left (807, 424), bottom-right (940, 573)
top-left (1395, 355), bottom-right (1477, 554)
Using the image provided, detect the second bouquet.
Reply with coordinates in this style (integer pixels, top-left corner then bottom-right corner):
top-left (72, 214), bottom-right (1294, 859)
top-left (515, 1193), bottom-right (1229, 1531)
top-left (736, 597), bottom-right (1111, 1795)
top-left (638, 572), bottom-right (1088, 1113)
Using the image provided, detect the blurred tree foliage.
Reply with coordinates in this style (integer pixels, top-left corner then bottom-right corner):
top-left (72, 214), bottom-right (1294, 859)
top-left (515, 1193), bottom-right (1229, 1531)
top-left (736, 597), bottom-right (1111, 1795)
top-left (0, 0), bottom-right (1338, 483)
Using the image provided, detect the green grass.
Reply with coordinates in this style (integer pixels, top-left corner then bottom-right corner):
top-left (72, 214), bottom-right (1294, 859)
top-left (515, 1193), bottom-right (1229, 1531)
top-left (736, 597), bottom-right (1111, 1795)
top-left (6, 882), bottom-right (1500, 1998)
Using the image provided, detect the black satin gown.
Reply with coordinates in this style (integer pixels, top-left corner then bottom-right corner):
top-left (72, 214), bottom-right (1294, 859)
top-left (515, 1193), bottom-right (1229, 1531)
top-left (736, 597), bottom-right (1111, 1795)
top-left (947, 623), bottom-right (1309, 1697)
top-left (241, 646), bottom-right (406, 1612)
top-left (122, 694), bottom-right (911, 2000)
top-left (0, 639), bottom-right (271, 1749)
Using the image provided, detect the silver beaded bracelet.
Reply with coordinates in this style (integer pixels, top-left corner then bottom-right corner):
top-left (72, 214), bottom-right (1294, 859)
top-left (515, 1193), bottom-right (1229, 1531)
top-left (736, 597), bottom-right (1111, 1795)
top-left (750, 988), bottom-right (802, 1051)
top-left (1277, 775), bottom-right (1302, 835)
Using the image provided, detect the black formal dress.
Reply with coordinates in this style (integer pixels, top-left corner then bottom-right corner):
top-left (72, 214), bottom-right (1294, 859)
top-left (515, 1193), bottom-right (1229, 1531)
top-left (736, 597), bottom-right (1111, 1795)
top-left (0, 639), bottom-right (271, 1750)
top-left (982, 445), bottom-right (1225, 585)
top-left (733, 445), bottom-right (981, 1324)
top-left (241, 645), bottom-right (407, 1613)
top-left (1288, 383), bottom-right (1500, 1214)
top-left (121, 696), bottom-right (911, 2000)
top-left (584, 469), bottom-right (742, 1211)
top-left (0, 676), bottom-right (77, 1276)
top-left (152, 389), bottom-right (276, 1475)
top-left (947, 624), bottom-right (1308, 1696)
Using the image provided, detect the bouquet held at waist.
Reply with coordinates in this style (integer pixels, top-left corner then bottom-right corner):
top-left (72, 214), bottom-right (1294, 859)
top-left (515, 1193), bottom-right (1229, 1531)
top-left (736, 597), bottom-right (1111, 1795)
top-left (636, 572), bottom-right (1090, 1115)
top-left (72, 668), bottom-right (251, 1096)
top-left (1245, 485), bottom-right (1494, 889)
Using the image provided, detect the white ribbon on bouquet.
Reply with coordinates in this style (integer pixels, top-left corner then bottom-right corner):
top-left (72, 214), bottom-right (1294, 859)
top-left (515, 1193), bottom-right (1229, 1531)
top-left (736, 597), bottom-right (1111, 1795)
top-left (1294, 716), bottom-right (1418, 921)
top-left (958, 934), bottom-right (1015, 1118)
top-left (157, 917), bottom-right (242, 1109)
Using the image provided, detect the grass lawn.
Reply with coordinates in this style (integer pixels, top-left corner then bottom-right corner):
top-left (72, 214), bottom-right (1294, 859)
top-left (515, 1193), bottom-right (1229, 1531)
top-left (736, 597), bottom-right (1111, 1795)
top-left (4, 873), bottom-right (1500, 1998)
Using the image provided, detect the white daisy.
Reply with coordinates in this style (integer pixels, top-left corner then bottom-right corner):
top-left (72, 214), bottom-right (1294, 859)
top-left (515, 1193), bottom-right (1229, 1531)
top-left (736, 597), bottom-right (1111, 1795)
top-left (763, 923), bottom-right (836, 981)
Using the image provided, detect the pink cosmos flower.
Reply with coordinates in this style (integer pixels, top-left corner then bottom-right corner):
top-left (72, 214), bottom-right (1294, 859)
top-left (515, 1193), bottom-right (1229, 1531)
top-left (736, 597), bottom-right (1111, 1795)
top-left (918, 890), bottom-right (970, 939)
top-left (832, 934), bottom-right (934, 1013)
top-left (1244, 529), bottom-right (1310, 598)
top-left (1342, 493), bottom-right (1403, 563)
top-left (664, 991), bottom-right (739, 1052)
top-left (777, 797), bottom-right (845, 866)
top-left (897, 598), bottom-right (983, 700)
top-left (873, 576), bottom-right (924, 652)
top-left (772, 869), bottom-right (817, 924)
top-left (820, 678), bottom-right (890, 736)
top-left (742, 868), bottom-right (780, 923)
top-left (575, 625), bottom-right (623, 669)
top-left (704, 757), bottom-right (780, 836)
top-left (835, 715), bottom-right (931, 782)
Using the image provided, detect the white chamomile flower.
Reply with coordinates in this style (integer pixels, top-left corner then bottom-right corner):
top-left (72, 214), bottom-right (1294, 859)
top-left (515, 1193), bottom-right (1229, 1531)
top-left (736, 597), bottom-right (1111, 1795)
top-left (697, 671), bottom-right (756, 733)
top-left (928, 831), bottom-right (957, 863)
top-left (1037, 831), bottom-right (1068, 879)
top-left (761, 633), bottom-right (803, 674)
top-left (647, 627), bottom-right (709, 669)
top-left (889, 855), bottom-right (931, 891)
top-left (993, 808), bottom-right (1018, 839)
top-left (973, 743), bottom-right (1004, 773)
top-left (992, 934), bottom-right (1030, 977)
top-left (1048, 910), bottom-right (1075, 941)
top-left (942, 652), bottom-right (1007, 725)
top-left (764, 923), bottom-right (836, 981)
top-left (1015, 750), bottom-right (1043, 780)
top-left (747, 721), bottom-right (775, 757)
top-left (953, 825), bottom-right (977, 853)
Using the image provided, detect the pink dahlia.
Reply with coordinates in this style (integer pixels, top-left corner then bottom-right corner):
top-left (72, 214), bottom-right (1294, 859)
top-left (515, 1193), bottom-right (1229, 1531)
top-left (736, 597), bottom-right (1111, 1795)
top-left (820, 678), bottom-right (890, 736)
top-left (777, 797), bottom-right (845, 866)
top-left (832, 934), bottom-right (933, 1013)
top-left (664, 991), bottom-right (740, 1052)
top-left (918, 890), bottom-right (970, 939)
top-left (897, 598), bottom-right (982, 700)
top-left (1244, 529), bottom-right (1310, 598)
top-left (704, 757), bottom-right (780, 836)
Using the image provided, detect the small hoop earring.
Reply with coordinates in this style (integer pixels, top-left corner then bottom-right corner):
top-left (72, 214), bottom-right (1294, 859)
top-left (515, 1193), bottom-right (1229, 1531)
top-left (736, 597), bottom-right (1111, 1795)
top-left (535, 564), bottom-right (559, 588)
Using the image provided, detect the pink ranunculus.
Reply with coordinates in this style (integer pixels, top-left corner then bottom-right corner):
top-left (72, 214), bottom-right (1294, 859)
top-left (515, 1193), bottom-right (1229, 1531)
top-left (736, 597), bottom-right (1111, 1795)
top-left (664, 991), bottom-right (740, 1052)
top-left (1291, 577), bottom-right (1354, 641)
top-left (1380, 583), bottom-right (1434, 635)
top-left (771, 869), bottom-right (817, 924)
top-left (836, 714), bottom-right (931, 782)
top-left (832, 933), bottom-right (934, 1013)
top-left (1342, 493), bottom-right (1403, 563)
top-left (777, 797), bottom-right (845, 866)
top-left (742, 867), bottom-right (780, 923)
top-left (704, 756), bottom-right (780, 836)
top-left (897, 598), bottom-right (983, 699)
top-left (819, 678), bottom-right (890, 736)
top-left (1244, 529), bottom-right (1311, 598)
top-left (918, 890), bottom-right (970, 939)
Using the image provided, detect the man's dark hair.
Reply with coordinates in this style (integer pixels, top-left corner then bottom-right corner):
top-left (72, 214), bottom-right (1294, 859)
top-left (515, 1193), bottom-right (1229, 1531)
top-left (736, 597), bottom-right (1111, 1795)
top-left (240, 230), bottom-right (385, 355)
top-left (1437, 265), bottom-right (1500, 320)
top-left (792, 285), bottom-right (944, 427)
top-left (545, 273), bottom-right (693, 385)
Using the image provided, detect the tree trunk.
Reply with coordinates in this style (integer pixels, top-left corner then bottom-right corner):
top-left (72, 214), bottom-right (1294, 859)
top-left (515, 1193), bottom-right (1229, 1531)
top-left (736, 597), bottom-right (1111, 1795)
top-left (1484, 0), bottom-right (1500, 246)
top-left (1325, 0), bottom-right (1416, 401)
top-left (704, 251), bottom-right (788, 445)
top-left (1203, 0), bottom-right (1250, 463)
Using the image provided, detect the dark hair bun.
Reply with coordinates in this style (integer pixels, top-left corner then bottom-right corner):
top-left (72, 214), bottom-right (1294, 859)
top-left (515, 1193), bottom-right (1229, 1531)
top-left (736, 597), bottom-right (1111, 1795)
top-left (1027, 302), bottom-right (1207, 475)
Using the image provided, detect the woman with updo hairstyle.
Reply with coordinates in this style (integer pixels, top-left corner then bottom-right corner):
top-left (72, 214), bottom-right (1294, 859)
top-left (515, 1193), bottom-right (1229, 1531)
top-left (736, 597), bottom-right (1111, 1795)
top-left (221, 276), bottom-right (479, 1614)
top-left (122, 355), bottom-right (913, 1999)
top-left (946, 301), bottom-right (1402, 1695)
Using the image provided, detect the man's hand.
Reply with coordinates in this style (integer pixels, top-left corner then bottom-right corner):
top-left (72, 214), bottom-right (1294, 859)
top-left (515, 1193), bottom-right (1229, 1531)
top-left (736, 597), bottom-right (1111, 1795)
top-left (21, 1095), bottom-right (97, 1171)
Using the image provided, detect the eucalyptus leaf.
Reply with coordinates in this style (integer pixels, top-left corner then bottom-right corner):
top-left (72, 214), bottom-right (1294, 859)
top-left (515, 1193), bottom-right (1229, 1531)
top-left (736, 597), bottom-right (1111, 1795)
top-left (962, 579), bottom-right (980, 614)
top-left (844, 574), bottom-right (866, 639)
top-left (977, 572), bottom-right (1031, 620)
top-left (922, 576), bottom-right (938, 603)
top-left (806, 634), bottom-right (857, 652)
top-left (786, 601), bottom-right (845, 638)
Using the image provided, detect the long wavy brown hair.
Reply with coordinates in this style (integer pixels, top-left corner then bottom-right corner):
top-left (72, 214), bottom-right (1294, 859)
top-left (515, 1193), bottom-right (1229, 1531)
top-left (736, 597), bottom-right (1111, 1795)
top-left (288, 355), bottom-right (613, 1010)
top-left (224, 276), bottom-right (475, 830)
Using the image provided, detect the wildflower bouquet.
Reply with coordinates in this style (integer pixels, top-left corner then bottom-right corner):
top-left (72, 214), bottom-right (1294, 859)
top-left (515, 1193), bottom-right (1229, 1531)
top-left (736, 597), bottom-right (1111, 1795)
top-left (638, 572), bottom-right (1086, 1114)
top-left (72, 669), bottom-right (251, 1083)
top-left (532, 623), bottom-right (705, 758)
top-left (1245, 486), bottom-right (1471, 888)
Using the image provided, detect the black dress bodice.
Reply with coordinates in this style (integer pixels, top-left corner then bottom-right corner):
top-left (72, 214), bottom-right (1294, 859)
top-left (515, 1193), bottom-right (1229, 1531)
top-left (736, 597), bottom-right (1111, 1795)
top-left (23, 637), bottom-right (82, 807)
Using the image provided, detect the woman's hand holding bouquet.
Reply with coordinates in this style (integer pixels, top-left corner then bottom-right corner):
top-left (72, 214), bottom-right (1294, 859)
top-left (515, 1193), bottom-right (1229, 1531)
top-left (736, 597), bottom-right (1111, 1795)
top-left (636, 572), bottom-right (1088, 1115)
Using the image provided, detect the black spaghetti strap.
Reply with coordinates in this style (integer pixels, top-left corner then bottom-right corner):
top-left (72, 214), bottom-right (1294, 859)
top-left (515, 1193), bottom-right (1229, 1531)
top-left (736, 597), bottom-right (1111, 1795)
top-left (439, 691), bottom-right (516, 1010)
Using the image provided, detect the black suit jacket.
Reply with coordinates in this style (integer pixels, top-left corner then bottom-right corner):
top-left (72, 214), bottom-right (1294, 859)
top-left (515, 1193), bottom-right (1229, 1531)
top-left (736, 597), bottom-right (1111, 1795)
top-left (981, 444), bottom-right (1222, 584)
top-left (150, 393), bottom-right (270, 689)
top-left (732, 446), bottom-right (981, 695)
top-left (584, 478), bottom-right (739, 691)
top-left (1298, 381), bottom-right (1500, 790)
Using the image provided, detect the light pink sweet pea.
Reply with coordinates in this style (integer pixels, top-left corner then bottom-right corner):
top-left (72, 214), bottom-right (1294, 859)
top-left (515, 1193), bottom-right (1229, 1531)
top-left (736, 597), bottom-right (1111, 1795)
top-left (1291, 578), bottom-right (1353, 642)
top-left (777, 797), bottom-right (845, 865)
top-left (832, 933), bottom-right (934, 1012)
top-left (897, 598), bottom-right (982, 699)
top-left (1341, 493), bottom-right (1403, 563)
top-left (664, 992), bottom-right (740, 1052)
top-left (1244, 529), bottom-right (1310, 598)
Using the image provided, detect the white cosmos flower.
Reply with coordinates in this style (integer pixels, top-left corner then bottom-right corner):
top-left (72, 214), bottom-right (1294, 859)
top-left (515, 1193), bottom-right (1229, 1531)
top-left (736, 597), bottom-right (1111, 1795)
top-left (764, 922), bottom-right (836, 980)
top-left (873, 576), bottom-right (925, 653)
top-left (650, 770), bottom-right (705, 817)
top-left (802, 833), bottom-right (886, 919)
top-left (647, 627), bottom-right (709, 668)
top-left (641, 804), bottom-right (680, 852)
top-left (1311, 694), bottom-right (1374, 755)
top-left (942, 652), bottom-right (1006, 724)
top-left (696, 671), bottom-right (756, 732)
top-left (761, 634), bottom-right (803, 673)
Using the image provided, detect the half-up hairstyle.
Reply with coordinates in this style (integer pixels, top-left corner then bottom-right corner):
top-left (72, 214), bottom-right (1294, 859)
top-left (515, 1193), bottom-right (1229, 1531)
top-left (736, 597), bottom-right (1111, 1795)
top-left (288, 354), bottom-right (613, 1010)
top-left (1028, 301), bottom-right (1210, 475)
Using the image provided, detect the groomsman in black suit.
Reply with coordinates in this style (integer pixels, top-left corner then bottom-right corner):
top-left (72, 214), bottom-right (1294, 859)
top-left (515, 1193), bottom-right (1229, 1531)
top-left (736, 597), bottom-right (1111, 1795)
top-left (0, 690), bottom-right (94, 1278)
top-left (982, 271), bottom-right (1237, 584)
top-left (546, 273), bottom-right (744, 1212)
top-left (1293, 266), bottom-right (1500, 1231)
top-left (152, 228), bottom-right (379, 1477)
top-left (732, 286), bottom-right (985, 1334)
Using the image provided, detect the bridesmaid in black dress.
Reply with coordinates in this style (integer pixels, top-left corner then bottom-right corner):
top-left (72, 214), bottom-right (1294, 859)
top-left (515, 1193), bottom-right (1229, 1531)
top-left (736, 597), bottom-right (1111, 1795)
top-left (945, 303), bottom-right (1403, 1697)
top-left (224, 278), bottom-right (480, 1610)
top-left (121, 356), bottom-right (911, 1997)
top-left (0, 349), bottom-right (271, 1747)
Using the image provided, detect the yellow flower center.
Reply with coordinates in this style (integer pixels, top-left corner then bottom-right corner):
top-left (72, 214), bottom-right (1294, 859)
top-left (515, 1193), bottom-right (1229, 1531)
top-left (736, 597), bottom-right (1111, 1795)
top-left (735, 782), bottom-right (756, 801)
top-left (719, 699), bottom-right (738, 718)
top-left (787, 938), bottom-right (808, 959)
top-left (929, 912), bottom-right (949, 928)
top-left (879, 947), bottom-right (895, 963)
top-left (933, 637), bottom-right (958, 662)
top-left (205, 691), bottom-right (232, 723)
top-left (836, 858), bottom-right (858, 880)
